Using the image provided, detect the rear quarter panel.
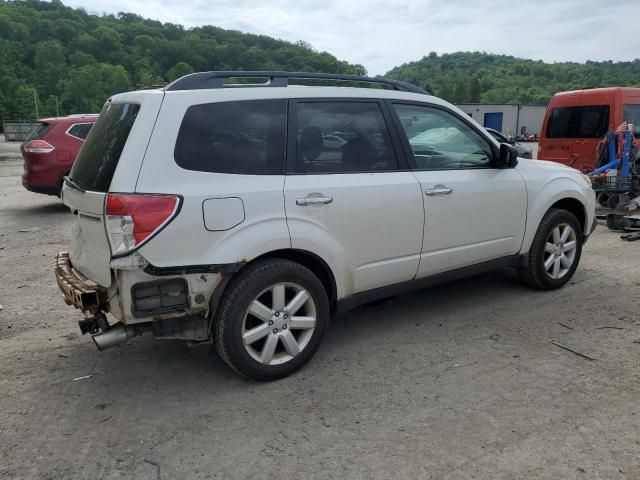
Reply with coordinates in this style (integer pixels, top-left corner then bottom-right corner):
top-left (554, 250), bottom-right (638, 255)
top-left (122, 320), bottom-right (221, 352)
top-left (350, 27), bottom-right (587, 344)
top-left (133, 90), bottom-right (294, 275)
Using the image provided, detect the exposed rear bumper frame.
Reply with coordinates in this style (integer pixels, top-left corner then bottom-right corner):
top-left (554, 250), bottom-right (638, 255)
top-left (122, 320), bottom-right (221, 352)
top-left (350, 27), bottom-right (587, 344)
top-left (54, 251), bottom-right (108, 314)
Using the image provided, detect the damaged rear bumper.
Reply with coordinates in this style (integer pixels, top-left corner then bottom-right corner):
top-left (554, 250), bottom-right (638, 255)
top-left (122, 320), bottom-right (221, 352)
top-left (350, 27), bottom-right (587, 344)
top-left (54, 251), bottom-right (108, 314)
top-left (54, 251), bottom-right (223, 347)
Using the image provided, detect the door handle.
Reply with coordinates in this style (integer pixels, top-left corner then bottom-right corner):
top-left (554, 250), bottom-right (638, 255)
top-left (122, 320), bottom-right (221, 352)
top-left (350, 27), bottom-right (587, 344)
top-left (296, 196), bottom-right (333, 206)
top-left (425, 186), bottom-right (453, 196)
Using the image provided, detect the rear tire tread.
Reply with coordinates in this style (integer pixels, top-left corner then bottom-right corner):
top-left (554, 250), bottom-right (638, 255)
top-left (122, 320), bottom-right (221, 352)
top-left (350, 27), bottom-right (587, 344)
top-left (213, 258), bottom-right (328, 380)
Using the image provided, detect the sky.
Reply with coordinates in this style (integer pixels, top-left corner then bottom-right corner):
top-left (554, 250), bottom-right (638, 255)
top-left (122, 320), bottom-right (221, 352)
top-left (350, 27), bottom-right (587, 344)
top-left (62, 0), bottom-right (640, 75)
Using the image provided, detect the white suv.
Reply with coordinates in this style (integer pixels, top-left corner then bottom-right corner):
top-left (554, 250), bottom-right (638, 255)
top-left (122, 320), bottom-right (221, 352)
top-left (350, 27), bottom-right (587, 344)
top-left (55, 72), bottom-right (596, 380)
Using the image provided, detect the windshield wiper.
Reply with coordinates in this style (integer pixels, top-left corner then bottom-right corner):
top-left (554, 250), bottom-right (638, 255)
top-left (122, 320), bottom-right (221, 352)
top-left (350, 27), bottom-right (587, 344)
top-left (63, 176), bottom-right (86, 193)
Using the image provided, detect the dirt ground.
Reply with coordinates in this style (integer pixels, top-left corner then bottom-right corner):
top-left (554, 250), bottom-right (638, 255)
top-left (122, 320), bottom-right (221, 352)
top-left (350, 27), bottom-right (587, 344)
top-left (0, 135), bottom-right (639, 479)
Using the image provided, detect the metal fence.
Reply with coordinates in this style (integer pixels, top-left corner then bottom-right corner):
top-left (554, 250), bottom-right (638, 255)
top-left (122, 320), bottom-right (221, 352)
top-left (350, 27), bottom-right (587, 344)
top-left (2, 121), bottom-right (40, 142)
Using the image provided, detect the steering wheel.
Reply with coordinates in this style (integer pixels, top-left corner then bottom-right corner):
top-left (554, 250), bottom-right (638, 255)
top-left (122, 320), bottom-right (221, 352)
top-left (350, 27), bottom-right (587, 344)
top-left (461, 149), bottom-right (490, 164)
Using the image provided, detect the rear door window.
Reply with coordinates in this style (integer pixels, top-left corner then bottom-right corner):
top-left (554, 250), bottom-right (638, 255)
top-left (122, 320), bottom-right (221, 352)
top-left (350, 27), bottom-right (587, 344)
top-left (546, 105), bottom-right (609, 138)
top-left (174, 100), bottom-right (286, 175)
top-left (293, 101), bottom-right (397, 173)
top-left (70, 102), bottom-right (140, 192)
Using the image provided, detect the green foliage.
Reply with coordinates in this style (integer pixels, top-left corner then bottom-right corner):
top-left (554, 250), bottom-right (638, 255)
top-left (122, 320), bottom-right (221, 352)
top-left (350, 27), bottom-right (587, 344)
top-left (385, 52), bottom-right (640, 104)
top-left (0, 0), bottom-right (365, 120)
top-left (4, 1), bottom-right (639, 124)
top-left (59, 63), bottom-right (132, 112)
top-left (167, 61), bottom-right (194, 82)
top-left (469, 78), bottom-right (481, 103)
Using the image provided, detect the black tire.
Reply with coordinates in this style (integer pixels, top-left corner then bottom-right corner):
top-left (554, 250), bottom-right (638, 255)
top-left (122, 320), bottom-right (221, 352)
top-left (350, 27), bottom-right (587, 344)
top-left (214, 259), bottom-right (329, 381)
top-left (519, 208), bottom-right (583, 290)
top-left (56, 171), bottom-right (70, 198)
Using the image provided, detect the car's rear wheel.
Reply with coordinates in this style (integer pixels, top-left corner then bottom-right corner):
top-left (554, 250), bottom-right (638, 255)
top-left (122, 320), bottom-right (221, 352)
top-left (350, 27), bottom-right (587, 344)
top-left (214, 259), bottom-right (329, 380)
top-left (519, 208), bottom-right (583, 290)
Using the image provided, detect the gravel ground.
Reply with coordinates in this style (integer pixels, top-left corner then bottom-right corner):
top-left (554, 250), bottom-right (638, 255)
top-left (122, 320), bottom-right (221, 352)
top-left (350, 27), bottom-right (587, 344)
top-left (0, 135), bottom-right (639, 479)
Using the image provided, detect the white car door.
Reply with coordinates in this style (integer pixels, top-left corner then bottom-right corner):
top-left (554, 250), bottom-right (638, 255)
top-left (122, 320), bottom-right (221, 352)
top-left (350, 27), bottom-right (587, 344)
top-left (284, 100), bottom-right (424, 297)
top-left (390, 102), bottom-right (527, 277)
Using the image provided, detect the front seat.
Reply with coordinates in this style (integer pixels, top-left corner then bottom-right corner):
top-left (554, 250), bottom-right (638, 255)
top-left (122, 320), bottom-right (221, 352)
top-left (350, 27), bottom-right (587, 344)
top-left (341, 136), bottom-right (376, 172)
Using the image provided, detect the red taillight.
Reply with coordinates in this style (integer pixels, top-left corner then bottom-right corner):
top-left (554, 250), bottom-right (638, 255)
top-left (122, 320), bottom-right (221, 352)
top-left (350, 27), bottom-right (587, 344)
top-left (23, 139), bottom-right (55, 154)
top-left (105, 193), bottom-right (181, 256)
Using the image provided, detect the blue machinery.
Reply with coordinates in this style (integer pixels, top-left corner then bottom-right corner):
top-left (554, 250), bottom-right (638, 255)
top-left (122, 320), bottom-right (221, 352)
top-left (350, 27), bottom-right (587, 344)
top-left (588, 126), bottom-right (640, 238)
top-left (588, 130), bottom-right (632, 177)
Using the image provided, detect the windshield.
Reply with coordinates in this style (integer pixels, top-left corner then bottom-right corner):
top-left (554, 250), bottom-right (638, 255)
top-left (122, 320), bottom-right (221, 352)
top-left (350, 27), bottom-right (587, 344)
top-left (70, 102), bottom-right (140, 192)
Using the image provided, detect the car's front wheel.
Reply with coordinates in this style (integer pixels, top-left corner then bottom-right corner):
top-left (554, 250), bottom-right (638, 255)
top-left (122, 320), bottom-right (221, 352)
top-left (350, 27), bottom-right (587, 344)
top-left (214, 259), bottom-right (329, 380)
top-left (519, 208), bottom-right (583, 290)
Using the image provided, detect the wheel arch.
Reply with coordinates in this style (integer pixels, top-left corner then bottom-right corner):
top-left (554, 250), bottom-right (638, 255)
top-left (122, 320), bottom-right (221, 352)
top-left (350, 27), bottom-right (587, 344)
top-left (521, 177), bottom-right (591, 254)
top-left (548, 197), bottom-right (586, 234)
top-left (254, 249), bottom-right (338, 311)
top-left (208, 248), bottom-right (339, 327)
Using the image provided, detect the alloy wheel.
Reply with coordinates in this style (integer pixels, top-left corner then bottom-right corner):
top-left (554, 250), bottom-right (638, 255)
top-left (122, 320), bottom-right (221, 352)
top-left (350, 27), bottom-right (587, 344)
top-left (241, 282), bottom-right (317, 366)
top-left (543, 223), bottom-right (577, 280)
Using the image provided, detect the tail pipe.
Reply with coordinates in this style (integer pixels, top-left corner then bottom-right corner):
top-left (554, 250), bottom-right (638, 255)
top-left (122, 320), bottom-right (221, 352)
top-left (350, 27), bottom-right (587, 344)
top-left (92, 323), bottom-right (145, 351)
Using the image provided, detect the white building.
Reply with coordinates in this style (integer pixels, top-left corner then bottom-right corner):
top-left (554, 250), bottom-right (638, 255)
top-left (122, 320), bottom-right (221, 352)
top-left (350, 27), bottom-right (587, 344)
top-left (456, 103), bottom-right (548, 136)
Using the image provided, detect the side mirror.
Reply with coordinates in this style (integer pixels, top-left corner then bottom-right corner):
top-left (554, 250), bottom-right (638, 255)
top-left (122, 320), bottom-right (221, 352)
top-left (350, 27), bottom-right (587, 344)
top-left (497, 143), bottom-right (519, 168)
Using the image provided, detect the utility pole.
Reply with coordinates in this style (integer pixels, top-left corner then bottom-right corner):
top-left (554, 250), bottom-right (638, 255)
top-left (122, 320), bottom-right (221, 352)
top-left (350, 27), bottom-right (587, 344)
top-left (33, 88), bottom-right (39, 120)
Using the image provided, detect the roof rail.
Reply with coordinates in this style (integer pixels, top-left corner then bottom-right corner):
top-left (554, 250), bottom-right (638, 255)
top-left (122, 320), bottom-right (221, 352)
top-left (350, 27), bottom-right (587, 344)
top-left (165, 71), bottom-right (429, 95)
top-left (67, 113), bottom-right (99, 118)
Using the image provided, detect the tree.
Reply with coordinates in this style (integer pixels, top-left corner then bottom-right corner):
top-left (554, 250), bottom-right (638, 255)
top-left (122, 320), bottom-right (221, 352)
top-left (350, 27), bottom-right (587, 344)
top-left (0, 0), bottom-right (365, 120)
top-left (60, 63), bottom-right (131, 113)
top-left (33, 40), bottom-right (66, 98)
top-left (12, 85), bottom-right (37, 121)
top-left (166, 62), bottom-right (194, 82)
top-left (452, 81), bottom-right (468, 103)
top-left (385, 51), bottom-right (640, 104)
top-left (469, 77), bottom-right (481, 102)
top-left (438, 83), bottom-right (453, 101)
top-left (3, 1), bottom-right (640, 120)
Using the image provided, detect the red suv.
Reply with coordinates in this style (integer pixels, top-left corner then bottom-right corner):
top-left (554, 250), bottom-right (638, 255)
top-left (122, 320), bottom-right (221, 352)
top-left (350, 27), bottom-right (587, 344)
top-left (21, 114), bottom-right (97, 196)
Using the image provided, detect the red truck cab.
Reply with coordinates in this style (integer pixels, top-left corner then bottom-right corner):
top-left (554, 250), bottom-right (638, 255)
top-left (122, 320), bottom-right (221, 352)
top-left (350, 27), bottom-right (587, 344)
top-left (21, 114), bottom-right (97, 196)
top-left (538, 87), bottom-right (640, 172)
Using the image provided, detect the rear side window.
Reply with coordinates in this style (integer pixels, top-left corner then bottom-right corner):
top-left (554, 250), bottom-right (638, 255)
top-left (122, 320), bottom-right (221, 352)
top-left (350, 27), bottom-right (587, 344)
top-left (546, 105), bottom-right (609, 138)
top-left (174, 100), bottom-right (286, 175)
top-left (294, 102), bottom-right (397, 173)
top-left (70, 103), bottom-right (140, 192)
top-left (67, 123), bottom-right (93, 140)
top-left (25, 122), bottom-right (52, 141)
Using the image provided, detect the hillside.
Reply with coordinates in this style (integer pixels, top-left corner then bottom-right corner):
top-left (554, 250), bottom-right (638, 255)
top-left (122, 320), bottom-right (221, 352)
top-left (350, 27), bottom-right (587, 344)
top-left (3, 2), bottom-right (640, 122)
top-left (385, 51), bottom-right (640, 104)
top-left (0, 0), bottom-right (365, 120)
